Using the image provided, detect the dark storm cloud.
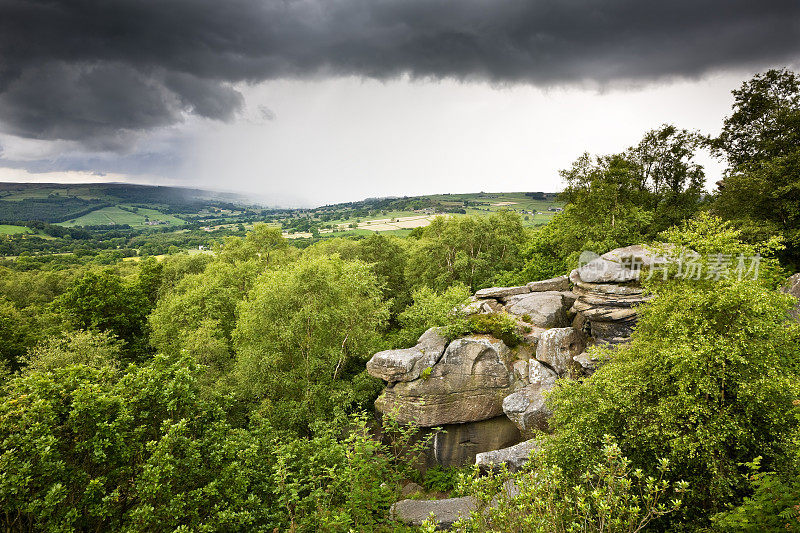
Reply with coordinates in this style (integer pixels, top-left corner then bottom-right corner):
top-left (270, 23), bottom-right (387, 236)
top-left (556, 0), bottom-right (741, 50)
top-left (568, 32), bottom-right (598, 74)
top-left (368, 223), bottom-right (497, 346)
top-left (1, 0), bottom-right (799, 148)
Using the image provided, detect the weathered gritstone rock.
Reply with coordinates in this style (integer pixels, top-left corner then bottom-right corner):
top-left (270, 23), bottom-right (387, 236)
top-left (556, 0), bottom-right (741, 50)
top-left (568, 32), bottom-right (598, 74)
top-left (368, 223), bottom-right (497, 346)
top-left (391, 496), bottom-right (476, 529)
top-left (502, 374), bottom-right (557, 435)
top-left (475, 285), bottom-right (530, 299)
top-left (423, 416), bottom-right (522, 468)
top-left (576, 245), bottom-right (664, 283)
top-left (366, 328), bottom-right (448, 383)
top-left (527, 275), bottom-right (570, 292)
top-left (462, 297), bottom-right (503, 315)
top-left (476, 439), bottom-right (538, 473)
top-left (569, 245), bottom-right (661, 345)
top-left (574, 351), bottom-right (601, 375)
top-left (504, 291), bottom-right (570, 328)
top-left (536, 327), bottom-right (586, 377)
top-left (782, 273), bottom-right (800, 321)
top-left (392, 482), bottom-right (519, 529)
top-left (375, 336), bottom-right (516, 426)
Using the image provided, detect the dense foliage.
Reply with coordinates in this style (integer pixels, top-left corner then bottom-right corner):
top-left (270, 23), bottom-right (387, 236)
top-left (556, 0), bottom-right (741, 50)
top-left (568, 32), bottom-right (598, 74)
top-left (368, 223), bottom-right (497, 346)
top-left (0, 69), bottom-right (799, 532)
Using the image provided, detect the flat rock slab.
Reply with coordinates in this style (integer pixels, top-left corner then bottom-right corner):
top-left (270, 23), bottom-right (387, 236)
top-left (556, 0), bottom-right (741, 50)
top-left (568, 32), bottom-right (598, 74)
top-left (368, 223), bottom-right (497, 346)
top-left (476, 439), bottom-right (539, 473)
top-left (392, 496), bottom-right (476, 529)
top-left (475, 285), bottom-right (530, 299)
top-left (367, 328), bottom-right (448, 383)
top-left (527, 276), bottom-right (569, 292)
top-left (504, 291), bottom-right (569, 328)
top-left (570, 269), bottom-right (644, 296)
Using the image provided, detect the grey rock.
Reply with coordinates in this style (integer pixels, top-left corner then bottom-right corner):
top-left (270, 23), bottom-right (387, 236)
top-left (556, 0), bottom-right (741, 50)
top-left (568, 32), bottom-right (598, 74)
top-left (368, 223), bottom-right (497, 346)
top-left (536, 327), bottom-right (586, 377)
top-left (576, 245), bottom-right (663, 284)
top-left (576, 257), bottom-right (639, 283)
top-left (570, 269), bottom-right (645, 296)
top-left (475, 285), bottom-right (530, 299)
top-left (502, 375), bottom-right (558, 435)
top-left (422, 416), bottom-right (522, 468)
top-left (571, 299), bottom-right (639, 321)
top-left (574, 351), bottom-right (601, 375)
top-left (504, 291), bottom-right (569, 328)
top-left (587, 321), bottom-right (636, 346)
top-left (512, 359), bottom-right (529, 382)
top-left (392, 496), bottom-right (476, 529)
top-left (462, 299), bottom-right (493, 315)
top-left (527, 358), bottom-right (557, 382)
top-left (367, 327), bottom-right (448, 383)
top-left (375, 336), bottom-right (515, 426)
top-left (559, 291), bottom-right (578, 308)
top-left (601, 245), bottom-right (665, 266)
top-left (476, 439), bottom-right (538, 473)
top-left (527, 276), bottom-right (569, 292)
top-left (782, 273), bottom-right (800, 321)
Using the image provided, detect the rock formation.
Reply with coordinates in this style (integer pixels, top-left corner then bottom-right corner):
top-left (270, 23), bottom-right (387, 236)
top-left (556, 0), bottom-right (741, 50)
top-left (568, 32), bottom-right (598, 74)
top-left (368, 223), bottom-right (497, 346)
top-left (569, 245), bottom-right (658, 345)
top-left (374, 335), bottom-right (516, 426)
top-left (391, 496), bottom-right (476, 529)
top-left (373, 247), bottom-right (675, 529)
top-left (366, 246), bottom-right (655, 472)
top-left (366, 327), bottom-right (448, 383)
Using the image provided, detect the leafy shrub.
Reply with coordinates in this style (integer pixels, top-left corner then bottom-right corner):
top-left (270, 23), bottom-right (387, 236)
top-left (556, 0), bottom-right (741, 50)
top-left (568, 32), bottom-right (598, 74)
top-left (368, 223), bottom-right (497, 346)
top-left (455, 435), bottom-right (686, 532)
top-left (0, 353), bottom-right (429, 532)
top-left (541, 218), bottom-right (800, 528)
top-left (416, 466), bottom-right (471, 495)
top-left (712, 457), bottom-right (800, 533)
top-left (467, 312), bottom-right (524, 347)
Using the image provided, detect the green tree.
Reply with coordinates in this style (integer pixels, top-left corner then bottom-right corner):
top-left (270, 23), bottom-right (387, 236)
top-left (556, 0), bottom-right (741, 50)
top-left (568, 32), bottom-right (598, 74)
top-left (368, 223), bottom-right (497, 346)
top-left (511, 126), bottom-right (705, 282)
top-left (406, 211), bottom-right (527, 292)
top-left (149, 262), bottom-right (248, 378)
top-left (57, 270), bottom-right (150, 357)
top-left (541, 216), bottom-right (800, 529)
top-left (0, 355), bottom-right (277, 532)
top-left (23, 329), bottom-right (123, 373)
top-left (394, 284), bottom-right (471, 346)
top-left (0, 298), bottom-right (29, 371)
top-left (713, 68), bottom-right (800, 267)
top-left (232, 254), bottom-right (389, 433)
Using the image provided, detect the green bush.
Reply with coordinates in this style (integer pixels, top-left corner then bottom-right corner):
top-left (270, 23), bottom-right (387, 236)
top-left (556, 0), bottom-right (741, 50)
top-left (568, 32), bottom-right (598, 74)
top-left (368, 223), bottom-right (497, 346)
top-left (541, 218), bottom-right (800, 529)
top-left (467, 312), bottom-right (524, 347)
top-left (0, 353), bottom-right (428, 532)
top-left (455, 435), bottom-right (687, 532)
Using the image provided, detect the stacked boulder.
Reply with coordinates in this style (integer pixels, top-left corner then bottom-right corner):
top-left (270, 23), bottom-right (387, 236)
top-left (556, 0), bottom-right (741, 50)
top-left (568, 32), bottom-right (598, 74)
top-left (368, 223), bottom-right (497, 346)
top-left (569, 245), bottom-right (657, 345)
top-left (367, 275), bottom-right (588, 467)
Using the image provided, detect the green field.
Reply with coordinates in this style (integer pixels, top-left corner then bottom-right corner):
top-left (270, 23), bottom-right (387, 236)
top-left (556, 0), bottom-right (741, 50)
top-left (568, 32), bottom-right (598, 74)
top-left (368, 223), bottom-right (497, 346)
top-left (59, 206), bottom-right (185, 227)
top-left (0, 224), bottom-right (33, 235)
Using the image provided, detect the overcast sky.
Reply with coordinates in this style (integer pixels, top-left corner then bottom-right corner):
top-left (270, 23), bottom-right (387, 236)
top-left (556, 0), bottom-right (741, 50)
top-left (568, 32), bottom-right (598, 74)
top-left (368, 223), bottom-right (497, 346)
top-left (1, 1), bottom-right (798, 206)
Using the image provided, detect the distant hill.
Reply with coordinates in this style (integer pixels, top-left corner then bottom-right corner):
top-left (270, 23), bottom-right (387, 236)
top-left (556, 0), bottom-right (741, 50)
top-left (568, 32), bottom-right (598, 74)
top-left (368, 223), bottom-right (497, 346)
top-left (0, 183), bottom-right (263, 226)
top-left (0, 183), bottom-right (562, 238)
